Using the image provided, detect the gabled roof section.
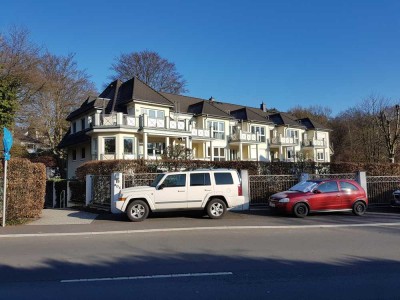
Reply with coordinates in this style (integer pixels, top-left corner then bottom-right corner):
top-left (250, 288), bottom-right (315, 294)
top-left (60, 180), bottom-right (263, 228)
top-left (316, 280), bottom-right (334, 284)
top-left (298, 117), bottom-right (331, 131)
top-left (110, 77), bottom-right (174, 110)
top-left (187, 101), bottom-right (233, 119)
top-left (268, 112), bottom-right (306, 129)
top-left (58, 128), bottom-right (91, 148)
top-left (66, 96), bottom-right (109, 121)
top-left (230, 107), bottom-right (274, 124)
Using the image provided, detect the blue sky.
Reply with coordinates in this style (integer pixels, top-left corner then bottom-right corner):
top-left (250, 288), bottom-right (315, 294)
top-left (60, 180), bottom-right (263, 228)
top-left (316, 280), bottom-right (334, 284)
top-left (2, 0), bottom-right (400, 115)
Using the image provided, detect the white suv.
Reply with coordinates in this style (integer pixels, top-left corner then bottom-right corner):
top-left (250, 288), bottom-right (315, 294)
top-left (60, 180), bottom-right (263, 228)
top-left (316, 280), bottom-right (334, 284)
top-left (116, 169), bottom-right (244, 222)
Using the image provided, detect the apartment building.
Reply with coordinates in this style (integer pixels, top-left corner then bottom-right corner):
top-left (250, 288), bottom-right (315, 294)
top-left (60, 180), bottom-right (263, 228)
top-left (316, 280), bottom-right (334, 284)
top-left (59, 77), bottom-right (332, 178)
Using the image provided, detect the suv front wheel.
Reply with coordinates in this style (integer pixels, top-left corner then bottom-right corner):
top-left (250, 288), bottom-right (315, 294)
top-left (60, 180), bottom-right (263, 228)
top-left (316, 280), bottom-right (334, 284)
top-left (206, 198), bottom-right (227, 219)
top-left (127, 200), bottom-right (150, 222)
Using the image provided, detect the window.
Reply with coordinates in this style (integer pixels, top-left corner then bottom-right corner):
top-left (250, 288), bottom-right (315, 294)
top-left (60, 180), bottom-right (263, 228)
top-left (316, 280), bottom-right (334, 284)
top-left (207, 147), bottom-right (226, 161)
top-left (287, 129), bottom-right (298, 138)
top-left (124, 138), bottom-right (134, 154)
top-left (207, 121), bottom-right (225, 139)
top-left (162, 174), bottom-right (186, 187)
top-left (214, 173), bottom-right (234, 185)
top-left (251, 126), bottom-right (266, 142)
top-left (287, 148), bottom-right (294, 159)
top-left (81, 118), bottom-right (85, 130)
top-left (190, 173), bottom-right (211, 186)
top-left (317, 181), bottom-right (339, 193)
top-left (148, 142), bottom-right (165, 156)
top-left (72, 149), bottom-right (77, 161)
top-left (141, 108), bottom-right (165, 119)
top-left (317, 151), bottom-right (324, 161)
top-left (104, 138), bottom-right (116, 154)
top-left (339, 181), bottom-right (359, 192)
top-left (72, 122), bottom-right (77, 134)
top-left (81, 147), bottom-right (86, 159)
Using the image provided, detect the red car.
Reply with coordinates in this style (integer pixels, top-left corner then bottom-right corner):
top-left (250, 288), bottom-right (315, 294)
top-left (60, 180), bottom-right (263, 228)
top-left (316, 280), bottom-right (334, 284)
top-left (269, 179), bottom-right (368, 218)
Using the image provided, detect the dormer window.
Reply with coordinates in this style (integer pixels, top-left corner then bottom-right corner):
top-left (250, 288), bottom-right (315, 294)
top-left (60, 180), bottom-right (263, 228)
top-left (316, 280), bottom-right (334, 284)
top-left (81, 118), bottom-right (85, 130)
top-left (72, 122), bottom-right (77, 134)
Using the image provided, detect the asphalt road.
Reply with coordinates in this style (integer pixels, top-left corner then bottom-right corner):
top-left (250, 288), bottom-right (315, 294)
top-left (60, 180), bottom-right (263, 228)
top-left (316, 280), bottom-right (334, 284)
top-left (0, 209), bottom-right (400, 299)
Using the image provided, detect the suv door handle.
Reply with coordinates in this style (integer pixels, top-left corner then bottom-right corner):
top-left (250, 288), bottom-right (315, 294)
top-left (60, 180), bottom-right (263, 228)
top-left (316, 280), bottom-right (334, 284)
top-left (204, 189), bottom-right (212, 191)
top-left (178, 190), bottom-right (185, 192)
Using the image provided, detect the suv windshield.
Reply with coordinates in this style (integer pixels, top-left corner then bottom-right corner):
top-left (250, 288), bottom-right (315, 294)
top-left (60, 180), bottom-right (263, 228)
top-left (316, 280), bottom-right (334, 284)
top-left (289, 181), bottom-right (318, 193)
top-left (150, 174), bottom-right (165, 187)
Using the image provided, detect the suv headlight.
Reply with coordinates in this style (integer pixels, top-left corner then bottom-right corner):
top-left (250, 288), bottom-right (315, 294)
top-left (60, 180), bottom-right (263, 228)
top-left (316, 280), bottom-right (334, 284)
top-left (278, 198), bottom-right (290, 203)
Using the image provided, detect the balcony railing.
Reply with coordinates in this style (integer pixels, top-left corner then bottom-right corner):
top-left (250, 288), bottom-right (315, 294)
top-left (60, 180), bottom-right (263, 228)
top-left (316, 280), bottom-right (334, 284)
top-left (191, 128), bottom-right (211, 138)
top-left (91, 113), bottom-right (190, 132)
top-left (270, 136), bottom-right (299, 145)
top-left (302, 139), bottom-right (326, 147)
top-left (230, 130), bottom-right (266, 143)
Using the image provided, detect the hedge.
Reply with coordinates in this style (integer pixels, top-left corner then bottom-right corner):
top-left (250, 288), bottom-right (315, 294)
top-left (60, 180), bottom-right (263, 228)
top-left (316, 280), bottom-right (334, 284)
top-left (75, 159), bottom-right (400, 180)
top-left (0, 158), bottom-right (46, 224)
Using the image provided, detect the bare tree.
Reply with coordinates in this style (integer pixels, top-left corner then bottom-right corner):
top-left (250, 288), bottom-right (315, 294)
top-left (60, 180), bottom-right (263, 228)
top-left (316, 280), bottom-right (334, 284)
top-left (162, 144), bottom-right (192, 160)
top-left (20, 52), bottom-right (96, 158)
top-left (288, 105), bottom-right (332, 127)
top-left (376, 103), bottom-right (400, 163)
top-left (109, 50), bottom-right (187, 94)
top-left (0, 27), bottom-right (42, 128)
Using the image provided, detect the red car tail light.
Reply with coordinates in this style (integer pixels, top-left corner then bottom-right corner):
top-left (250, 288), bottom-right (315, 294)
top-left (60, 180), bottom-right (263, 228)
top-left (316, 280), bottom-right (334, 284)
top-left (238, 184), bottom-right (243, 196)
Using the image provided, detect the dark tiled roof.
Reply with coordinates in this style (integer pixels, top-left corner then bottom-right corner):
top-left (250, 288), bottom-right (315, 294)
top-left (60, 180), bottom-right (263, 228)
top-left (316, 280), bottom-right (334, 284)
top-left (230, 107), bottom-right (274, 124)
top-left (67, 97), bottom-right (109, 121)
top-left (298, 117), bottom-right (331, 131)
top-left (268, 112), bottom-right (306, 128)
top-left (58, 129), bottom-right (91, 148)
top-left (97, 77), bottom-right (175, 114)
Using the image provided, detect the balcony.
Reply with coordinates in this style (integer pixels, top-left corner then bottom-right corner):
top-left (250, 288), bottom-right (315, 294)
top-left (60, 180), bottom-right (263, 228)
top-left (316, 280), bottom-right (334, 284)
top-left (302, 139), bottom-right (326, 148)
top-left (229, 130), bottom-right (266, 143)
top-left (90, 113), bottom-right (190, 132)
top-left (270, 136), bottom-right (299, 146)
top-left (191, 128), bottom-right (211, 138)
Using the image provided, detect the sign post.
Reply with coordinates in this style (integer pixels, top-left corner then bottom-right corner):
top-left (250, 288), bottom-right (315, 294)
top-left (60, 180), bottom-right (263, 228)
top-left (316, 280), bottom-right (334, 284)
top-left (2, 128), bottom-right (13, 227)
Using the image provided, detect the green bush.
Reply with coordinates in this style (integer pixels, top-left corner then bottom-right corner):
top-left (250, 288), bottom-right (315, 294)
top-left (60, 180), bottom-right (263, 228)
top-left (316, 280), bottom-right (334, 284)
top-left (0, 158), bottom-right (46, 224)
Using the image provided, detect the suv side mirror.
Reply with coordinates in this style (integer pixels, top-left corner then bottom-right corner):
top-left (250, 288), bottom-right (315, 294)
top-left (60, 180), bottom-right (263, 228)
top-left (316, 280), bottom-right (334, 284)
top-left (158, 184), bottom-right (165, 190)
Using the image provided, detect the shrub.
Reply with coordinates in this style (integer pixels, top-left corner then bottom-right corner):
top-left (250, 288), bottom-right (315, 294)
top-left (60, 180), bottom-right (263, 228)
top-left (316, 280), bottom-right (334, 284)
top-left (0, 158), bottom-right (46, 224)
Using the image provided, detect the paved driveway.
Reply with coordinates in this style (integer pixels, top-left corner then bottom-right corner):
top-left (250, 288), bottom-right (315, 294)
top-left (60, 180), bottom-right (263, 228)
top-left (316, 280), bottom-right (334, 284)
top-left (27, 208), bottom-right (98, 225)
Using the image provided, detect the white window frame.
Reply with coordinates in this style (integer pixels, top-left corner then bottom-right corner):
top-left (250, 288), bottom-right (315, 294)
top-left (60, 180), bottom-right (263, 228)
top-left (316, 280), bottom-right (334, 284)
top-left (124, 138), bottom-right (134, 155)
top-left (207, 121), bottom-right (225, 139)
top-left (251, 125), bottom-right (266, 142)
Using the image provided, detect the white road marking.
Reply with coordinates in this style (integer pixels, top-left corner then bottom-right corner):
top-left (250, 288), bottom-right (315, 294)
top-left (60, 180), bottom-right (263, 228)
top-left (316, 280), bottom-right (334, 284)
top-left (61, 272), bottom-right (233, 283)
top-left (1, 222), bottom-right (400, 238)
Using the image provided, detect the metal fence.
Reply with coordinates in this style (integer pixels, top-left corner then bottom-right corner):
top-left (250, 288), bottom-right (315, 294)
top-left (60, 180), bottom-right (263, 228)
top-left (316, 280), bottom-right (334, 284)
top-left (123, 173), bottom-right (160, 189)
top-left (91, 175), bottom-right (111, 207)
top-left (367, 176), bottom-right (400, 206)
top-left (248, 172), bottom-right (398, 206)
top-left (249, 175), bottom-right (299, 205)
top-left (308, 173), bottom-right (356, 180)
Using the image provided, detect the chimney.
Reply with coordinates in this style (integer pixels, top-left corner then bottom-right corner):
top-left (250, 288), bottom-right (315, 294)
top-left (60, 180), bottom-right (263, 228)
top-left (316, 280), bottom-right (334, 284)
top-left (260, 102), bottom-right (267, 112)
top-left (209, 96), bottom-right (215, 103)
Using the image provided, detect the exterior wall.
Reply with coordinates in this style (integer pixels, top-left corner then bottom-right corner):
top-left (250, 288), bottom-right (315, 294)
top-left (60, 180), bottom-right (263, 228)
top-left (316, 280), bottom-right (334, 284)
top-left (67, 143), bottom-right (91, 179)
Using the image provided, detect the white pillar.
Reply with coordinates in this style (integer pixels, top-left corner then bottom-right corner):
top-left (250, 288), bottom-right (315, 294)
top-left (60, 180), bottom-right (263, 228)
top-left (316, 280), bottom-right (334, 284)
top-left (165, 136), bottom-right (170, 149)
top-left (239, 142), bottom-right (243, 160)
top-left (185, 137), bottom-right (190, 149)
top-left (143, 133), bottom-right (148, 159)
top-left (241, 169), bottom-right (249, 210)
top-left (256, 144), bottom-right (259, 161)
top-left (85, 175), bottom-right (92, 206)
top-left (111, 172), bottom-right (123, 214)
top-left (210, 141), bottom-right (214, 161)
top-left (356, 171), bottom-right (367, 197)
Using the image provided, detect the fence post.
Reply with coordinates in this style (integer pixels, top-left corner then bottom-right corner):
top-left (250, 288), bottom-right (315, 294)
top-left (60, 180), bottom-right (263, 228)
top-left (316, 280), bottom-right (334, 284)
top-left (111, 172), bottom-right (123, 214)
top-left (356, 171), bottom-right (367, 196)
top-left (66, 180), bottom-right (72, 208)
top-left (85, 175), bottom-right (92, 206)
top-left (240, 169), bottom-right (249, 211)
top-left (52, 181), bottom-right (56, 208)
